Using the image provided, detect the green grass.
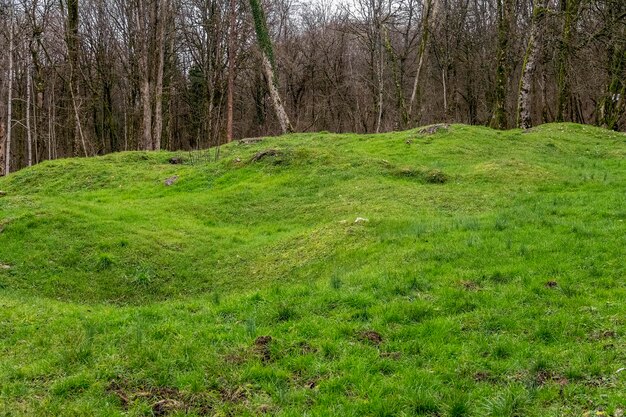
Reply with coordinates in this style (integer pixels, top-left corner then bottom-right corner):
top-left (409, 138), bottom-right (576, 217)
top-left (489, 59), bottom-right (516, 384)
top-left (1, 123), bottom-right (626, 416)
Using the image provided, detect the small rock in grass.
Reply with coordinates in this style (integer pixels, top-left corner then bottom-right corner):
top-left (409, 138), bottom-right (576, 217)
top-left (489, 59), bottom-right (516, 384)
top-left (0, 191), bottom-right (6, 197)
top-left (239, 137), bottom-right (264, 145)
top-left (354, 217), bottom-right (369, 224)
top-left (418, 124), bottom-right (450, 135)
top-left (0, 263), bottom-right (10, 270)
top-left (164, 176), bottom-right (179, 186)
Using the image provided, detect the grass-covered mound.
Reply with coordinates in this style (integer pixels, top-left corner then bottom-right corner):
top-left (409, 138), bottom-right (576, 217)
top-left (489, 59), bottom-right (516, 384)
top-left (1, 124), bottom-right (625, 416)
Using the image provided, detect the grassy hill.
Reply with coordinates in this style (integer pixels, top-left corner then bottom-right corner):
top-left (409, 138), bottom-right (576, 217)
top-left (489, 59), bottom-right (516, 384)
top-left (1, 124), bottom-right (626, 416)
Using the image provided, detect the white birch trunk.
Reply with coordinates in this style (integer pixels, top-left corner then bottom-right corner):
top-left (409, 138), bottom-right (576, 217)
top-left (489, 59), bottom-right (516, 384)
top-left (261, 54), bottom-right (293, 134)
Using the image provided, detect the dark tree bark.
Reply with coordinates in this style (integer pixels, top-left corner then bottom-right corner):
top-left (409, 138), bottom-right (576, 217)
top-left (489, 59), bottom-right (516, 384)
top-left (490, 0), bottom-right (514, 130)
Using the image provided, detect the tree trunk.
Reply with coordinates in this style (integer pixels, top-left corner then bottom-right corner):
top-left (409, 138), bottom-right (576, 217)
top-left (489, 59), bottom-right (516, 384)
top-left (375, 23), bottom-right (384, 134)
top-left (408, 0), bottom-right (435, 122)
top-left (555, 0), bottom-right (580, 122)
top-left (65, 0), bottom-right (86, 156)
top-left (517, 0), bottom-right (547, 129)
top-left (26, 49), bottom-right (33, 167)
top-left (226, 0), bottom-right (236, 142)
top-left (383, 26), bottom-right (409, 130)
top-left (490, 0), bottom-right (513, 130)
top-left (249, 0), bottom-right (293, 134)
top-left (226, 0), bottom-right (237, 143)
top-left (0, 122), bottom-right (5, 177)
top-left (4, 12), bottom-right (14, 175)
top-left (153, 0), bottom-right (168, 151)
top-left (135, 0), bottom-right (153, 151)
top-left (599, 2), bottom-right (626, 130)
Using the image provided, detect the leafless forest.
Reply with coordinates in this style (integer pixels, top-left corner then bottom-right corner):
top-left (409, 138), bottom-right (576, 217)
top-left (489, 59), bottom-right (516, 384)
top-left (0, 0), bottom-right (624, 175)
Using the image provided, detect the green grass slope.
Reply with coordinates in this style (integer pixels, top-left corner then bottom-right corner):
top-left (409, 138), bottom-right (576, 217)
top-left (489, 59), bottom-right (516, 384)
top-left (1, 124), bottom-right (626, 416)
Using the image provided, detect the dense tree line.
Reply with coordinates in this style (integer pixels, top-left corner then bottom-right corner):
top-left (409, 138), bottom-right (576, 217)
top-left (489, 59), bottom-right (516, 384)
top-left (0, 0), bottom-right (624, 175)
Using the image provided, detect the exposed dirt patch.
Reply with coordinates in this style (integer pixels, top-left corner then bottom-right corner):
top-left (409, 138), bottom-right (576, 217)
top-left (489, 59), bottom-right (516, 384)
top-left (460, 280), bottom-right (481, 291)
top-left (534, 370), bottom-right (551, 386)
top-left (473, 371), bottom-right (493, 383)
top-left (224, 349), bottom-right (248, 365)
top-left (153, 399), bottom-right (184, 416)
top-left (297, 341), bottom-right (317, 355)
top-left (583, 376), bottom-right (616, 388)
top-left (545, 281), bottom-right (558, 288)
top-left (533, 370), bottom-right (569, 387)
top-left (291, 369), bottom-right (322, 391)
top-left (106, 379), bottom-right (212, 416)
top-left (304, 379), bottom-right (318, 389)
top-left (590, 330), bottom-right (617, 341)
top-left (219, 386), bottom-right (248, 403)
top-left (254, 336), bottom-right (273, 362)
top-left (251, 149), bottom-right (282, 163)
top-left (358, 330), bottom-right (383, 345)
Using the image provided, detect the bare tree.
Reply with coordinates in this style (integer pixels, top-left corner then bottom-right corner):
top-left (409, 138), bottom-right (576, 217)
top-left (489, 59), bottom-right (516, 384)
top-left (1, 0), bottom-right (625, 175)
top-left (598, 0), bottom-right (626, 130)
top-left (249, 0), bottom-right (293, 134)
top-left (4, 5), bottom-right (14, 175)
top-left (226, 0), bottom-right (237, 142)
top-left (517, 0), bottom-right (548, 129)
top-left (491, 0), bottom-right (514, 130)
top-left (408, 0), bottom-right (436, 122)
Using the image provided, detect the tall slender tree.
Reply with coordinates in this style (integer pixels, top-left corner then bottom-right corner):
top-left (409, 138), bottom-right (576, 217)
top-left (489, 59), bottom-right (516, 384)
top-left (226, 0), bottom-right (237, 142)
top-left (408, 0), bottom-right (435, 122)
top-left (555, 0), bottom-right (581, 122)
top-left (491, 0), bottom-right (514, 130)
top-left (4, 5), bottom-right (14, 175)
top-left (598, 0), bottom-right (626, 130)
top-left (249, 0), bottom-right (293, 134)
top-left (517, 0), bottom-right (547, 129)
